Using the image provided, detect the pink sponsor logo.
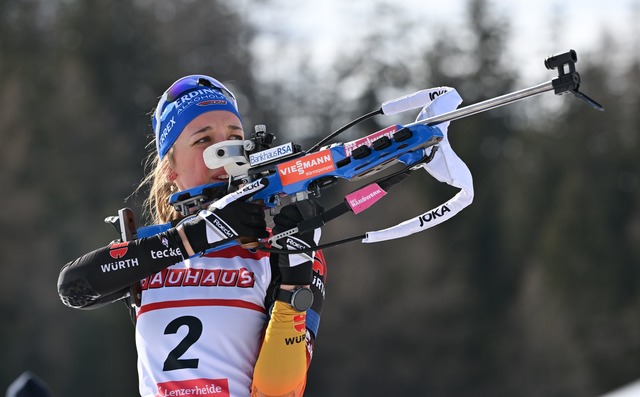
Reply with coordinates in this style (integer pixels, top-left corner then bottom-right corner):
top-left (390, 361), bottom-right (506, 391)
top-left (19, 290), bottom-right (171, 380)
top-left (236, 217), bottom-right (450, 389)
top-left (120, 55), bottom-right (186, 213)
top-left (345, 183), bottom-right (387, 214)
top-left (156, 378), bottom-right (229, 397)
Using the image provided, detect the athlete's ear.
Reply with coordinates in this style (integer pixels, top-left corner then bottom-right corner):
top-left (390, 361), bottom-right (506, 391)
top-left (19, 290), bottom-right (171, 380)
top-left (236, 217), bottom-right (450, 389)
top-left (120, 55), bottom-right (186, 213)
top-left (166, 169), bottom-right (178, 182)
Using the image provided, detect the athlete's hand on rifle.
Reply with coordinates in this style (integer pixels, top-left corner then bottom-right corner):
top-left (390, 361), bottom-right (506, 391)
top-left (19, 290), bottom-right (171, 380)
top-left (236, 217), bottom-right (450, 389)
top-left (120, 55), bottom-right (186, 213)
top-left (180, 179), bottom-right (269, 254)
top-left (271, 199), bottom-right (323, 285)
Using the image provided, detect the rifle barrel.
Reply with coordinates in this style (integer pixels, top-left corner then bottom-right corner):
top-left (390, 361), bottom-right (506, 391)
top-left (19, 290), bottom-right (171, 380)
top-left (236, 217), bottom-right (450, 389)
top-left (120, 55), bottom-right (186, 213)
top-left (407, 80), bottom-right (554, 128)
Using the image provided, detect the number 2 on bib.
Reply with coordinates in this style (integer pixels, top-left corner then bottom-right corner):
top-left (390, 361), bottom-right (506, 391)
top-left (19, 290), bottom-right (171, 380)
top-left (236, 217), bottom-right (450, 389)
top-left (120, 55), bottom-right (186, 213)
top-left (163, 316), bottom-right (203, 371)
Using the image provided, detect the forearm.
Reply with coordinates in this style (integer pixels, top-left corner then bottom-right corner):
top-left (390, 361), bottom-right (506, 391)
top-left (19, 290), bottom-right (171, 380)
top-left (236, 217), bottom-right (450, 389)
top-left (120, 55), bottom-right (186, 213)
top-left (251, 301), bottom-right (309, 397)
top-left (58, 228), bottom-right (187, 309)
top-left (251, 251), bottom-right (328, 396)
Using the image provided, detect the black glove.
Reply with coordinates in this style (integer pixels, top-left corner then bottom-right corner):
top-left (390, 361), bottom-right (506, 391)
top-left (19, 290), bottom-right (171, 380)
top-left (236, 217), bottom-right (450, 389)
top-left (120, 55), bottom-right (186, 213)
top-left (182, 179), bottom-right (269, 253)
top-left (271, 199), bottom-right (323, 285)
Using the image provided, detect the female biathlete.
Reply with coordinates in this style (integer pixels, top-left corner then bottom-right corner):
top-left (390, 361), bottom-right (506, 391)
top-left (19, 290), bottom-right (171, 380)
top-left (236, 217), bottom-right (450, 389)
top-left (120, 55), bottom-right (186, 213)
top-left (58, 75), bottom-right (327, 397)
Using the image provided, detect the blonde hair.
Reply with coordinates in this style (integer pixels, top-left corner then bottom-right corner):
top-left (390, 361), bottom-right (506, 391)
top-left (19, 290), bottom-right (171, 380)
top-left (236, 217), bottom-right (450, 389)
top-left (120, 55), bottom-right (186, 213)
top-left (139, 142), bottom-right (181, 225)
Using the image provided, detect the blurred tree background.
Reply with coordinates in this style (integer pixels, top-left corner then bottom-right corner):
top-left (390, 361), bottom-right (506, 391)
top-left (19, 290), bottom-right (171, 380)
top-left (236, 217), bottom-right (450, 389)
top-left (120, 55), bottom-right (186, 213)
top-left (1, 0), bottom-right (638, 396)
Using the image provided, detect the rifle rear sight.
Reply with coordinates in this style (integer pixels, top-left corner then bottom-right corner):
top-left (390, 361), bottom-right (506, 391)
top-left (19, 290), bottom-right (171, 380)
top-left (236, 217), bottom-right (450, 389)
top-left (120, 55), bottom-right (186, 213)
top-left (244, 124), bottom-right (276, 154)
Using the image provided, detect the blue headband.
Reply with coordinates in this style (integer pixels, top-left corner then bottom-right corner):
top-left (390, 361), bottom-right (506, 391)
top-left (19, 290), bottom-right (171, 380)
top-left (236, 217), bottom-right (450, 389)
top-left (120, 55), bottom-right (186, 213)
top-left (152, 75), bottom-right (242, 159)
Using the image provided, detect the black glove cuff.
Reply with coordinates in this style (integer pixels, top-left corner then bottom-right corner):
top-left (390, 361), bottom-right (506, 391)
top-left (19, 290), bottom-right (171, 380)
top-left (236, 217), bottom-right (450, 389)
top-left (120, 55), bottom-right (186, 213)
top-left (279, 261), bottom-right (314, 285)
top-left (181, 215), bottom-right (227, 255)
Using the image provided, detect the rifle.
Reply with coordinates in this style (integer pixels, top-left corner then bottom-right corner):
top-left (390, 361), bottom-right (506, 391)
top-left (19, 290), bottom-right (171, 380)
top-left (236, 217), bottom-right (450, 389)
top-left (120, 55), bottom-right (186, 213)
top-left (114, 50), bottom-right (603, 254)
top-left (104, 208), bottom-right (142, 306)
